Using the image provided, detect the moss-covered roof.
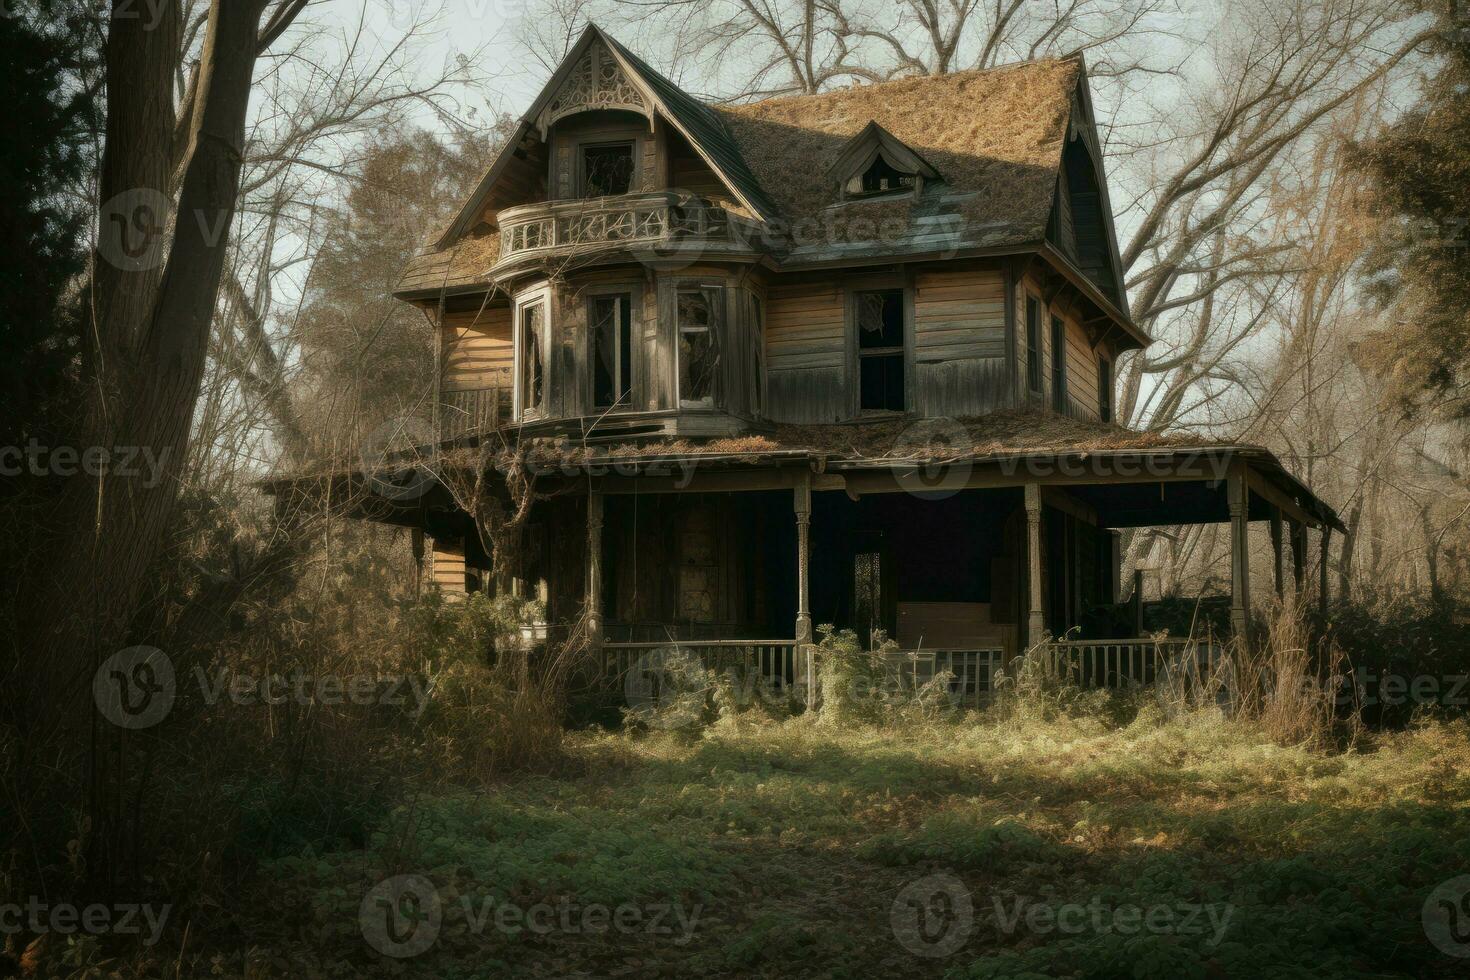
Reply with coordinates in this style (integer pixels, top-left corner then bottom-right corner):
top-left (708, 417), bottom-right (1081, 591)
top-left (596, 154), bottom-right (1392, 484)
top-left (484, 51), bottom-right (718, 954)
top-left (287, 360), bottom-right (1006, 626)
top-left (395, 31), bottom-right (1085, 300)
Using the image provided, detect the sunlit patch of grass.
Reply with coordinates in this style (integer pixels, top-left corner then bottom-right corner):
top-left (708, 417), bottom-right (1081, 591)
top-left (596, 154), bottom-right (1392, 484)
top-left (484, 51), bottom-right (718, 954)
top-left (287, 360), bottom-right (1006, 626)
top-left (210, 705), bottom-right (1470, 977)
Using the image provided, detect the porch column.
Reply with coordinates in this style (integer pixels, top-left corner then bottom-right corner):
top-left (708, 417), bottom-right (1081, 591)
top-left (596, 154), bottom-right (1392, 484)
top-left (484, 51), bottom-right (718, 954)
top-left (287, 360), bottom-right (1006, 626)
top-left (1290, 519), bottom-right (1308, 596)
top-left (1269, 510), bottom-right (1285, 600)
top-left (794, 474), bottom-right (813, 644)
top-left (1228, 472), bottom-right (1251, 638)
top-left (586, 489), bottom-right (604, 647)
top-left (1318, 526), bottom-right (1332, 620)
top-left (1025, 483), bottom-right (1045, 648)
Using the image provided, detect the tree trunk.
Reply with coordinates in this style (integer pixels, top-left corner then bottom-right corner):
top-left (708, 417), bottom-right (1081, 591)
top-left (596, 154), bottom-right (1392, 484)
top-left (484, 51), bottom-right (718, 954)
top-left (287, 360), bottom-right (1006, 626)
top-left (17, 0), bottom-right (270, 733)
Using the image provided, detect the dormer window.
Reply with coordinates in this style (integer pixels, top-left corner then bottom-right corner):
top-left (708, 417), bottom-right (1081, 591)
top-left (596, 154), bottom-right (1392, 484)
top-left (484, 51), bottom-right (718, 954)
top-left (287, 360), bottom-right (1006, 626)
top-left (829, 120), bottom-right (939, 203)
top-left (581, 141), bottom-right (634, 197)
top-left (850, 155), bottom-right (917, 198)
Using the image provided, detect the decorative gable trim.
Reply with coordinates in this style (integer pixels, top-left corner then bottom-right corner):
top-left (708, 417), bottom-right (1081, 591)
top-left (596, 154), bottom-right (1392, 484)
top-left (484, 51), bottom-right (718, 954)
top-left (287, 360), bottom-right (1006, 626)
top-left (435, 25), bottom-right (775, 250)
top-left (537, 38), bottom-right (652, 134)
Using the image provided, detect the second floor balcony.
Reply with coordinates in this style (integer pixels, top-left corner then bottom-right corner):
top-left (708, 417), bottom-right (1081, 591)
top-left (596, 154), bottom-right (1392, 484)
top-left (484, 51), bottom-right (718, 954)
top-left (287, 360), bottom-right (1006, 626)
top-left (490, 191), bottom-right (747, 274)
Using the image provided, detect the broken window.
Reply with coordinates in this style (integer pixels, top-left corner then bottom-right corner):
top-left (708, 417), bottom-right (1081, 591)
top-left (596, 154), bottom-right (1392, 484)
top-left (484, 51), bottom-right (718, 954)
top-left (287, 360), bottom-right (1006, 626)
top-left (852, 154), bottom-right (916, 197)
top-left (591, 292), bottom-right (633, 409)
top-left (1051, 315), bottom-right (1067, 412)
top-left (857, 289), bottom-right (906, 412)
top-left (520, 300), bottom-right (546, 416)
top-left (678, 289), bottom-right (716, 403)
top-left (581, 142), bottom-right (634, 197)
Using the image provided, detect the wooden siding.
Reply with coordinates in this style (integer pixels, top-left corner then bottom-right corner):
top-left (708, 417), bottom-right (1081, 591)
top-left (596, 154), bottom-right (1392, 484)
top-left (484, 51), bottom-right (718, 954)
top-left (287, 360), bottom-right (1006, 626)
top-left (765, 280), bottom-right (845, 423)
top-left (442, 306), bottom-right (512, 391)
top-left (1062, 313), bottom-right (1101, 420)
top-left (912, 267), bottom-right (1010, 416)
top-left (431, 537), bottom-right (467, 595)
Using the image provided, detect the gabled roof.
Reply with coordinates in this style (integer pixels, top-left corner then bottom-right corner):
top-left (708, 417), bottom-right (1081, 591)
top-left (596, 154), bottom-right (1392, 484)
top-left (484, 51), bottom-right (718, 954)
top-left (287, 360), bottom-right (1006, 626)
top-left (401, 32), bottom-right (1138, 342)
top-left (435, 24), bottom-right (776, 249)
top-left (718, 57), bottom-right (1083, 254)
top-left (824, 120), bottom-right (941, 184)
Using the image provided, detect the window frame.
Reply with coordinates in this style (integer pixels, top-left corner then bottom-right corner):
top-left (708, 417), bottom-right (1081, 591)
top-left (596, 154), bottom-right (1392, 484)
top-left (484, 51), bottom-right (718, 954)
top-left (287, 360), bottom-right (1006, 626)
top-left (1025, 294), bottom-right (1043, 395)
top-left (848, 278), bottom-right (913, 417)
top-left (674, 283), bottom-right (722, 408)
top-left (577, 138), bottom-right (637, 199)
top-left (587, 285), bottom-right (638, 412)
top-left (1050, 314), bottom-right (1068, 413)
top-left (514, 287), bottom-right (551, 421)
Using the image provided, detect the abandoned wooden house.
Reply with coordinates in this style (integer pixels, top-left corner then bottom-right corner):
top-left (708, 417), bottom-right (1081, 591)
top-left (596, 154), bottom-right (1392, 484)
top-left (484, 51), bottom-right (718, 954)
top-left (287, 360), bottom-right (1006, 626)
top-left (273, 25), bottom-right (1343, 697)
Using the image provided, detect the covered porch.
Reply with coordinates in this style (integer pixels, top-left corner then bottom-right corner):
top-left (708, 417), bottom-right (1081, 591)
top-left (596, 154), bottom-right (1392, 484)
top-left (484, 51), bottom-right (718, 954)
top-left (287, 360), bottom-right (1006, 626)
top-left (558, 440), bottom-right (1343, 705)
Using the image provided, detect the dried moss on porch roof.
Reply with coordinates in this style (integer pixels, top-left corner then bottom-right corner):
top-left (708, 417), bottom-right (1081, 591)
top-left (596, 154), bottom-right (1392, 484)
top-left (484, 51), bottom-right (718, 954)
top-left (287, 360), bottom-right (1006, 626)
top-left (477, 411), bottom-right (1214, 471)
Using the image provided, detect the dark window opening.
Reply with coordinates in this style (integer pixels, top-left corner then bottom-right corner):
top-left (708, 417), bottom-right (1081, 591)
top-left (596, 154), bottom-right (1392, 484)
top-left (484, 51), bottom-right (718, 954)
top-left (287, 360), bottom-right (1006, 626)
top-left (852, 155), bottom-right (916, 197)
top-left (521, 302), bottom-right (545, 415)
top-left (678, 289), bottom-right (716, 403)
top-left (1098, 358), bottom-right (1114, 422)
top-left (1025, 296), bottom-right (1042, 393)
top-left (857, 289), bottom-right (906, 412)
top-left (1051, 315), bottom-right (1067, 412)
top-left (592, 293), bottom-right (633, 409)
top-left (582, 142), bottom-right (633, 197)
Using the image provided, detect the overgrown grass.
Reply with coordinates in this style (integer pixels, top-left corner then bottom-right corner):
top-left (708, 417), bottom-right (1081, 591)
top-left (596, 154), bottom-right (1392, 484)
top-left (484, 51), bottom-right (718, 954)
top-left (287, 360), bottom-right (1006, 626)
top-left (88, 703), bottom-right (1461, 978)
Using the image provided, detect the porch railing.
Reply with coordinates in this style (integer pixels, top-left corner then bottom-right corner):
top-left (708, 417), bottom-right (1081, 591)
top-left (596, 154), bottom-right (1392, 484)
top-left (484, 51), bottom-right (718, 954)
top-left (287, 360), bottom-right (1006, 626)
top-left (440, 383), bottom-right (511, 440)
top-left (879, 648), bottom-right (1008, 708)
top-left (1041, 636), bottom-right (1213, 688)
top-left (602, 639), bottom-right (802, 691)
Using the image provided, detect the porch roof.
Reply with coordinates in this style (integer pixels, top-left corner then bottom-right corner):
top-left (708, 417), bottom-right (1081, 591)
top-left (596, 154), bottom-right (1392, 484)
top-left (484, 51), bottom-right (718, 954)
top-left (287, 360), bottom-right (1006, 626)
top-left (259, 411), bottom-right (1342, 532)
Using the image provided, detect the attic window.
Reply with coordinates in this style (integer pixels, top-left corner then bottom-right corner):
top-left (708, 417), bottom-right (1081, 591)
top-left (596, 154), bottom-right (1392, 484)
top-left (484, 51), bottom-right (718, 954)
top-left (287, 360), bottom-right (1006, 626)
top-left (828, 122), bottom-right (937, 203)
top-left (581, 142), bottom-right (634, 197)
top-left (850, 155), bottom-right (916, 198)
